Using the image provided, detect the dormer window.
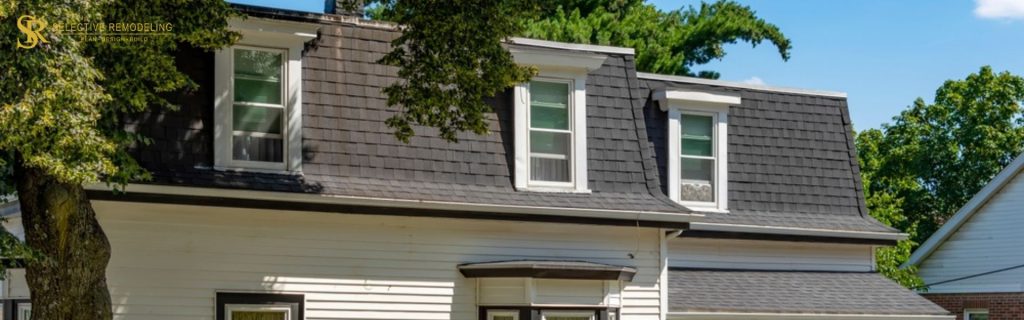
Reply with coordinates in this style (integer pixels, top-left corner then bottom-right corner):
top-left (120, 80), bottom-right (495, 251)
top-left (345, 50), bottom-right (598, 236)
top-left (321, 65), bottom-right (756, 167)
top-left (528, 79), bottom-right (574, 184)
top-left (656, 89), bottom-right (739, 211)
top-left (213, 18), bottom-right (318, 173)
top-left (509, 40), bottom-right (607, 192)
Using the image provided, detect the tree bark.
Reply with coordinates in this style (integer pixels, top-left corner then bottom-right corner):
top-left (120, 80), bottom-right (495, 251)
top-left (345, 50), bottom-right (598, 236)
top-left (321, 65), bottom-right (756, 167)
top-left (14, 161), bottom-right (112, 320)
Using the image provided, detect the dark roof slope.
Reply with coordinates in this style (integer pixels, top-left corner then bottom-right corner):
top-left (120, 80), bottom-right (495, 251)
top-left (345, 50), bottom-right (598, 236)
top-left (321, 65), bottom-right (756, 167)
top-left (128, 18), bottom-right (686, 215)
top-left (668, 269), bottom-right (950, 315)
top-left (639, 76), bottom-right (893, 232)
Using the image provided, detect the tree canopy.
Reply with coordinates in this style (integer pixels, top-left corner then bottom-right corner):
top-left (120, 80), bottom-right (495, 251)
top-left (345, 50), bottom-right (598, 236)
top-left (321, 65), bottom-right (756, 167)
top-left (856, 66), bottom-right (1024, 287)
top-left (369, 0), bottom-right (791, 141)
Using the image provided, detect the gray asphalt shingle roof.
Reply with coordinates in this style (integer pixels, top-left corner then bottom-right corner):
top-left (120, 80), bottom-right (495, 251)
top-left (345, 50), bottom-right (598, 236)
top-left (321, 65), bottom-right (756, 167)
top-left (639, 77), bottom-right (894, 232)
top-left (668, 269), bottom-right (950, 315)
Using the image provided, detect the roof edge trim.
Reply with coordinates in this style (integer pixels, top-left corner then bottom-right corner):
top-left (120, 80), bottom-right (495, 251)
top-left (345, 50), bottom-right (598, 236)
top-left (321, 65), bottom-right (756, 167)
top-left (637, 72), bottom-right (848, 98)
top-left (689, 222), bottom-right (906, 241)
top-left (85, 183), bottom-right (703, 224)
top-left (907, 152), bottom-right (1024, 266)
top-left (509, 37), bottom-right (635, 55)
top-left (667, 311), bottom-right (953, 320)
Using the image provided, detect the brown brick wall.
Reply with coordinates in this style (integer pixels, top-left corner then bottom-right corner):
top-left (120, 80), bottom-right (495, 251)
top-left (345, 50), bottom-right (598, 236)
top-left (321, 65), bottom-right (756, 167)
top-left (925, 292), bottom-right (1024, 320)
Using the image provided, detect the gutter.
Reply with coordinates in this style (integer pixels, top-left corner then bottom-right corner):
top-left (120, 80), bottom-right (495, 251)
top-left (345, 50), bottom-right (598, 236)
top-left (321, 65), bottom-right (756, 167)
top-left (668, 312), bottom-right (953, 320)
top-left (689, 222), bottom-right (907, 242)
top-left (84, 183), bottom-right (703, 224)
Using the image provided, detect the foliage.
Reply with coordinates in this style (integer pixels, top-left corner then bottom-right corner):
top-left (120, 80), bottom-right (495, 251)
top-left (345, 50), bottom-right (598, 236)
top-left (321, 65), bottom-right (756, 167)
top-left (522, 0), bottom-right (791, 77)
top-left (855, 66), bottom-right (1024, 287)
top-left (0, 0), bottom-right (238, 315)
top-left (372, 0), bottom-right (538, 142)
top-left (368, 0), bottom-right (790, 141)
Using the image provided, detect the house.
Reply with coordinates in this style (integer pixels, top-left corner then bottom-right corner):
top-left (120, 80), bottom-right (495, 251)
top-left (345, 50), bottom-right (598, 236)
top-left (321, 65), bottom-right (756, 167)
top-left (0, 3), bottom-right (951, 320)
top-left (907, 152), bottom-right (1024, 320)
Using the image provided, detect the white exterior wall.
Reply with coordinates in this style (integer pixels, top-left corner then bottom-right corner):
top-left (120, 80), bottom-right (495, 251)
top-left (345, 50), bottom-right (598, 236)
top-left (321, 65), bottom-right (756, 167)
top-left (41, 201), bottom-right (664, 320)
top-left (918, 170), bottom-right (1024, 293)
top-left (668, 238), bottom-right (875, 272)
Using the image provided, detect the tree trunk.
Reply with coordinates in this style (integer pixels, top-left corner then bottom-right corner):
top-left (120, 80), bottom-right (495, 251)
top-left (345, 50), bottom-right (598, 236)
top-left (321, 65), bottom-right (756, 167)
top-left (14, 161), bottom-right (112, 320)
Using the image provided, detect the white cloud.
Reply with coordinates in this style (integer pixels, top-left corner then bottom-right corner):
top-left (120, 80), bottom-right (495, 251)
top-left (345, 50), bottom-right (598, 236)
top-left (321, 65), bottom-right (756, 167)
top-left (742, 76), bottom-right (766, 86)
top-left (975, 0), bottom-right (1024, 19)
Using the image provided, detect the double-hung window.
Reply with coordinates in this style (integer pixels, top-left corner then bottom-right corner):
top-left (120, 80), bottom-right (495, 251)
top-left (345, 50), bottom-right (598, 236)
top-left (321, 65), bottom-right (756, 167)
top-left (217, 292), bottom-right (302, 320)
top-left (528, 80), bottom-right (574, 184)
top-left (679, 113), bottom-right (717, 203)
top-left (657, 89), bottom-right (738, 211)
top-left (231, 47), bottom-right (286, 166)
top-left (214, 18), bottom-right (316, 173)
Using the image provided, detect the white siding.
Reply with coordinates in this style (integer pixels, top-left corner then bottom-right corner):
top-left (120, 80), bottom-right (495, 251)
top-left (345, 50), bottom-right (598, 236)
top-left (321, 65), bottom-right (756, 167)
top-left (668, 238), bottom-right (874, 272)
top-left (919, 170), bottom-right (1024, 293)
top-left (89, 201), bottom-right (663, 320)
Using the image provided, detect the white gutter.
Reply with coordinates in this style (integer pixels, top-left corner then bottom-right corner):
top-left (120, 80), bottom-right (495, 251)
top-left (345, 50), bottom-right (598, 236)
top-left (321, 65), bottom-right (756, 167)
top-left (689, 222), bottom-right (907, 241)
top-left (637, 72), bottom-right (848, 98)
top-left (85, 183), bottom-right (703, 224)
top-left (668, 311), bottom-right (953, 320)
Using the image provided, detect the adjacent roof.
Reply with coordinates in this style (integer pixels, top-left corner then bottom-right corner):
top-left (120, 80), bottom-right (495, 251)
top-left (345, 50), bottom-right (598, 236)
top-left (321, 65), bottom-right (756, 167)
top-left (458, 260), bottom-right (636, 281)
top-left (907, 152), bottom-right (1024, 266)
top-left (668, 269), bottom-right (950, 316)
top-left (638, 75), bottom-right (896, 234)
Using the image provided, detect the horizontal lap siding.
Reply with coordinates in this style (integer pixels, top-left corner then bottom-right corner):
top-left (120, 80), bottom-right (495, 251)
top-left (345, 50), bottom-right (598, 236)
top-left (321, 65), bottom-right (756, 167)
top-left (92, 201), bottom-right (662, 320)
top-left (668, 238), bottom-right (874, 272)
top-left (919, 171), bottom-right (1024, 293)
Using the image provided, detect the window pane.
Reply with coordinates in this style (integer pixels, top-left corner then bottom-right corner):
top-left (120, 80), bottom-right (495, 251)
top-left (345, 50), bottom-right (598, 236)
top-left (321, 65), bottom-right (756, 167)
top-left (681, 114), bottom-right (713, 156)
top-left (233, 135), bottom-right (284, 163)
top-left (530, 131), bottom-right (570, 156)
top-left (492, 316), bottom-right (516, 320)
top-left (531, 157), bottom-right (570, 182)
top-left (231, 310), bottom-right (287, 320)
top-left (681, 157), bottom-right (713, 202)
top-left (545, 316), bottom-right (591, 320)
top-left (234, 49), bottom-right (282, 104)
top-left (968, 313), bottom-right (989, 320)
top-left (530, 81), bottom-right (570, 130)
top-left (234, 105), bottom-right (283, 134)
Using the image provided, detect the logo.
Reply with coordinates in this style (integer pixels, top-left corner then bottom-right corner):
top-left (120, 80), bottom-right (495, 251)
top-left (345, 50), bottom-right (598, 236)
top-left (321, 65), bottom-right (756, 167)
top-left (16, 15), bottom-right (48, 49)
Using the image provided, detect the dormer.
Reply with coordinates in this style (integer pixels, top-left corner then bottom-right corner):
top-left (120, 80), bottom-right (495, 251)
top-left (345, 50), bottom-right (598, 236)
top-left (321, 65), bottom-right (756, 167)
top-left (507, 38), bottom-right (611, 193)
top-left (655, 89), bottom-right (740, 212)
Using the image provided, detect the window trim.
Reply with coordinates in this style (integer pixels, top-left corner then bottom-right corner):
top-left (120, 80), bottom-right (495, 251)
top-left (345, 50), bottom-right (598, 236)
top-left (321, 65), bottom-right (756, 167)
top-left (225, 304), bottom-right (294, 320)
top-left (965, 308), bottom-right (988, 320)
top-left (487, 309), bottom-right (521, 320)
top-left (213, 18), bottom-right (316, 173)
top-left (540, 310), bottom-right (597, 320)
top-left (225, 45), bottom-right (289, 171)
top-left (215, 292), bottom-right (304, 320)
top-left (514, 72), bottom-right (590, 193)
top-left (659, 89), bottom-right (738, 212)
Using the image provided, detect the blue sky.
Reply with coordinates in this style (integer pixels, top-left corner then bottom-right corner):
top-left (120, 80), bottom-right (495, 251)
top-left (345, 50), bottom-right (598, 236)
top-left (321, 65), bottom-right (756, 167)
top-left (649, 0), bottom-right (1024, 129)
top-left (232, 0), bottom-right (1024, 129)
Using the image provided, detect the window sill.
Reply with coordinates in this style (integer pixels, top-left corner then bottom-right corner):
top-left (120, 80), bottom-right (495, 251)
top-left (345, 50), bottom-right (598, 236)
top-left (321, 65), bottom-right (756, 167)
top-left (677, 204), bottom-right (728, 214)
top-left (212, 165), bottom-right (302, 176)
top-left (517, 186), bottom-right (592, 194)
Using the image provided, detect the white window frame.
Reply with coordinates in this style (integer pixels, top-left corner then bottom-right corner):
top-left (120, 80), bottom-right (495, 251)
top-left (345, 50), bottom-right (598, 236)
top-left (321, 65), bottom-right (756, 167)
top-left (214, 18), bottom-right (317, 173)
top-left (540, 310), bottom-right (596, 320)
top-left (522, 77), bottom-right (579, 189)
top-left (510, 48), bottom-right (606, 193)
top-left (487, 309), bottom-right (520, 320)
top-left (658, 89), bottom-right (739, 212)
top-left (225, 304), bottom-right (297, 320)
top-left (965, 308), bottom-right (989, 320)
top-left (16, 303), bottom-right (29, 320)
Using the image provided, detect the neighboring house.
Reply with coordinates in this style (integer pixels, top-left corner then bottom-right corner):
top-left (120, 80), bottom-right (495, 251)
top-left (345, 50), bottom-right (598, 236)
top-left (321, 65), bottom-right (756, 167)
top-left (0, 3), bottom-right (950, 320)
top-left (907, 153), bottom-right (1024, 320)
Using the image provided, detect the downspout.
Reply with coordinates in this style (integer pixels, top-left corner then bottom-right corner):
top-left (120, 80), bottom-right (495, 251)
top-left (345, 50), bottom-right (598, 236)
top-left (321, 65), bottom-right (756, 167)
top-left (660, 229), bottom-right (684, 320)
